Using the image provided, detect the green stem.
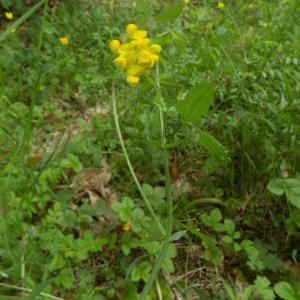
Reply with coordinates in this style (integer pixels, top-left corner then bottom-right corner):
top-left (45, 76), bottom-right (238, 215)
top-left (111, 84), bottom-right (165, 236)
top-left (0, 0), bottom-right (47, 42)
top-left (0, 282), bottom-right (63, 300)
top-left (21, 0), bottom-right (48, 158)
top-left (140, 65), bottom-right (173, 300)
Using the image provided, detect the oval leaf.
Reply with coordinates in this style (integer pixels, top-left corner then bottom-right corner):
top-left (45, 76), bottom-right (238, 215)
top-left (176, 82), bottom-right (215, 123)
top-left (155, 3), bottom-right (183, 22)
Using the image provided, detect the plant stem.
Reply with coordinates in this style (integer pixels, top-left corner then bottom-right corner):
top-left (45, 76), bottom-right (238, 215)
top-left (140, 65), bottom-right (173, 300)
top-left (21, 0), bottom-right (48, 158)
top-left (0, 0), bottom-right (47, 42)
top-left (111, 84), bottom-right (165, 236)
top-left (0, 283), bottom-right (63, 300)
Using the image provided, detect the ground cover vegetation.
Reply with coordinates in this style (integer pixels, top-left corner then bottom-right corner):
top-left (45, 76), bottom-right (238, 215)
top-left (0, 0), bottom-right (300, 299)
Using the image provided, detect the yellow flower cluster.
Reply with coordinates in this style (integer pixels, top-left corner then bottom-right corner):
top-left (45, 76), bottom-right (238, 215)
top-left (217, 2), bottom-right (225, 9)
top-left (110, 24), bottom-right (161, 86)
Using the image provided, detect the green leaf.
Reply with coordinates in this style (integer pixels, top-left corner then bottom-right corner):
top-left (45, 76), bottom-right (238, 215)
top-left (60, 153), bottom-right (82, 173)
top-left (243, 286), bottom-right (254, 299)
top-left (267, 179), bottom-right (285, 195)
top-left (223, 219), bottom-right (235, 235)
top-left (120, 279), bottom-right (138, 300)
top-left (289, 209), bottom-right (300, 227)
top-left (199, 130), bottom-right (228, 164)
top-left (254, 276), bottom-right (275, 300)
top-left (136, 0), bottom-right (150, 14)
top-left (162, 258), bottom-right (175, 273)
top-left (155, 3), bottom-right (183, 22)
top-left (131, 262), bottom-right (151, 282)
top-left (286, 190), bottom-right (300, 209)
top-left (171, 230), bottom-right (187, 241)
top-left (211, 208), bottom-right (222, 223)
top-left (131, 208), bottom-right (149, 232)
top-left (285, 178), bottom-right (300, 194)
top-left (26, 278), bottom-right (53, 300)
top-left (224, 283), bottom-right (237, 300)
top-left (204, 246), bottom-right (222, 266)
top-left (112, 197), bottom-right (134, 222)
top-left (201, 208), bottom-right (222, 228)
top-left (176, 82), bottom-right (215, 124)
top-left (274, 282), bottom-right (297, 300)
top-left (234, 243), bottom-right (242, 252)
top-left (142, 241), bottom-right (161, 255)
top-left (54, 268), bottom-right (73, 288)
top-left (223, 235), bottom-right (233, 244)
top-left (142, 184), bottom-right (165, 211)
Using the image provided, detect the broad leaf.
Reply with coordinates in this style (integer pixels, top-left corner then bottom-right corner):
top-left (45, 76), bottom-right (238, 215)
top-left (26, 278), bottom-right (53, 300)
top-left (199, 130), bottom-right (228, 164)
top-left (155, 3), bottom-right (183, 22)
top-left (286, 191), bottom-right (300, 209)
top-left (267, 179), bottom-right (285, 196)
top-left (274, 282), bottom-right (297, 300)
top-left (120, 279), bottom-right (138, 300)
top-left (176, 82), bottom-right (215, 124)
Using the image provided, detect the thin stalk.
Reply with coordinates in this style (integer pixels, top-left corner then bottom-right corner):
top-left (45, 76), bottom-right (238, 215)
top-left (111, 84), bottom-right (165, 236)
top-left (0, 0), bottom-right (47, 42)
top-left (140, 65), bottom-right (173, 299)
top-left (0, 283), bottom-right (63, 300)
top-left (21, 0), bottom-right (48, 157)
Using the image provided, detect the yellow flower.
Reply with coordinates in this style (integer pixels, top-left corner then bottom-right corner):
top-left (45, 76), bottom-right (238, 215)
top-left (114, 55), bottom-right (127, 69)
top-left (126, 76), bottom-right (140, 86)
top-left (217, 2), bottom-right (225, 9)
top-left (150, 44), bottom-right (161, 54)
top-left (126, 24), bottom-right (138, 36)
top-left (59, 36), bottom-right (69, 46)
top-left (123, 221), bottom-right (132, 231)
top-left (132, 30), bottom-right (147, 40)
top-left (131, 38), bottom-right (150, 48)
top-left (110, 24), bottom-right (161, 86)
top-left (259, 21), bottom-right (268, 28)
top-left (110, 39), bottom-right (120, 53)
top-left (183, 0), bottom-right (190, 4)
top-left (5, 12), bottom-right (13, 20)
top-left (11, 28), bottom-right (16, 33)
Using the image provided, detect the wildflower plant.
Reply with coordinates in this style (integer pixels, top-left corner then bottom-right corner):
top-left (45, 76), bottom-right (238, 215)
top-left (110, 23), bottom-right (173, 299)
top-left (110, 22), bottom-right (217, 299)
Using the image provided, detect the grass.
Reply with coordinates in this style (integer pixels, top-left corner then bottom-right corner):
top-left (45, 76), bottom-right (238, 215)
top-left (0, 0), bottom-right (300, 299)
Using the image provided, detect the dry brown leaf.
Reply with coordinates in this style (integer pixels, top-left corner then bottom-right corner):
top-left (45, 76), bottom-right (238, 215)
top-left (72, 160), bottom-right (117, 206)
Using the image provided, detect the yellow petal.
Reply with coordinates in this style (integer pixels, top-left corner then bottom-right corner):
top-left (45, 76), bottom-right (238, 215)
top-left (150, 54), bottom-right (159, 66)
top-left (132, 30), bottom-right (147, 40)
top-left (150, 44), bottom-right (161, 54)
top-left (114, 55), bottom-right (127, 69)
top-left (109, 39), bottom-right (121, 53)
top-left (139, 50), bottom-right (152, 65)
top-left (123, 221), bottom-right (131, 231)
top-left (59, 37), bottom-right (69, 46)
top-left (127, 65), bottom-right (145, 76)
top-left (126, 75), bottom-right (140, 85)
top-left (126, 24), bottom-right (138, 36)
top-left (5, 12), bottom-right (13, 20)
top-left (217, 2), bottom-right (225, 9)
